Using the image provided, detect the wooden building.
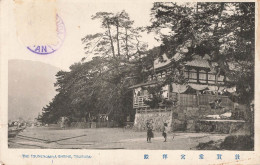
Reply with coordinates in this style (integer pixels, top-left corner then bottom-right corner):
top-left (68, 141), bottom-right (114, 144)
top-left (131, 54), bottom-right (234, 110)
top-left (130, 54), bottom-right (241, 132)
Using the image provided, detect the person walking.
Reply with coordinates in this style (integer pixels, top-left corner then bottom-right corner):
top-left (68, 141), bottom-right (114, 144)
top-left (146, 121), bottom-right (153, 143)
top-left (162, 123), bottom-right (167, 142)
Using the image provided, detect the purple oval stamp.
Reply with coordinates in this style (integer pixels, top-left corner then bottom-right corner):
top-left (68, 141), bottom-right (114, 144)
top-left (27, 15), bottom-right (66, 55)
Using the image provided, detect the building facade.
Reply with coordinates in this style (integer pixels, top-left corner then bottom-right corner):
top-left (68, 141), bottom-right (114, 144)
top-left (131, 54), bottom-right (245, 133)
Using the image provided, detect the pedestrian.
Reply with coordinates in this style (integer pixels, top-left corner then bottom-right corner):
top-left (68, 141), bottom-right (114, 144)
top-left (146, 121), bottom-right (153, 143)
top-left (162, 123), bottom-right (167, 142)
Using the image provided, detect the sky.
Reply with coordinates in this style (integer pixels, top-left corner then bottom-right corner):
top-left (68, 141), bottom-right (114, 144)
top-left (8, 0), bottom-right (160, 71)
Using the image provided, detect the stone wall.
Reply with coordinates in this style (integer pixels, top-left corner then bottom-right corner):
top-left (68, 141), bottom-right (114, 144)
top-left (171, 105), bottom-right (232, 132)
top-left (196, 120), bottom-right (247, 134)
top-left (133, 104), bottom-right (248, 134)
top-left (171, 106), bottom-right (200, 132)
top-left (134, 111), bottom-right (172, 131)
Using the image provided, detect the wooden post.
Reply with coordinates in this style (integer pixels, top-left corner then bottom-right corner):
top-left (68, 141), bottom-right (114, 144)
top-left (206, 71), bottom-right (208, 84)
top-left (168, 84), bottom-right (170, 99)
top-left (188, 69), bottom-right (190, 80)
top-left (197, 93), bottom-right (200, 106)
top-left (177, 93), bottom-right (181, 106)
top-left (197, 69), bottom-right (199, 83)
top-left (177, 92), bottom-right (181, 114)
top-left (133, 90), bottom-right (135, 108)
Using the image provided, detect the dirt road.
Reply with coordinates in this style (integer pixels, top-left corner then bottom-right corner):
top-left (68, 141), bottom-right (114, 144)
top-left (8, 127), bottom-right (228, 149)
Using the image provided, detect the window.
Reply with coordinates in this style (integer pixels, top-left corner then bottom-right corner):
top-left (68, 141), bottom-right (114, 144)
top-left (208, 73), bottom-right (215, 84)
top-left (199, 73), bottom-right (206, 80)
top-left (199, 70), bottom-right (207, 83)
top-left (189, 69), bottom-right (197, 79)
top-left (188, 69), bottom-right (197, 82)
top-left (208, 74), bottom-right (215, 81)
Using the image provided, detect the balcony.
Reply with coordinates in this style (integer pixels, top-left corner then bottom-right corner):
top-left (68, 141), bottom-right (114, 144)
top-left (133, 95), bottom-right (150, 109)
top-left (133, 95), bottom-right (150, 108)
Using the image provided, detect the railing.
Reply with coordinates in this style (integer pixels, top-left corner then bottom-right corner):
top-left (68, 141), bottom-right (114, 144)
top-left (133, 95), bottom-right (150, 109)
top-left (180, 94), bottom-right (234, 107)
top-left (180, 94), bottom-right (198, 107)
top-left (136, 107), bottom-right (172, 113)
top-left (198, 94), bottom-right (233, 107)
top-left (134, 93), bottom-right (234, 110)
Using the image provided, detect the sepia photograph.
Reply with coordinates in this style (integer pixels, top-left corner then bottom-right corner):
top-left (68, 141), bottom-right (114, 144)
top-left (5, 1), bottom-right (256, 152)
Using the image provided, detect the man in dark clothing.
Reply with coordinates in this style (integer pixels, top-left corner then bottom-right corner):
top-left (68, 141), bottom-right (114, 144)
top-left (162, 123), bottom-right (167, 142)
top-left (146, 122), bottom-right (153, 143)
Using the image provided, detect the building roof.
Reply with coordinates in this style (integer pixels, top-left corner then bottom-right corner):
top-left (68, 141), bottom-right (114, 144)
top-left (153, 54), bottom-right (212, 70)
top-left (172, 83), bottom-right (210, 93)
top-left (171, 83), bottom-right (230, 93)
top-left (185, 59), bottom-right (211, 68)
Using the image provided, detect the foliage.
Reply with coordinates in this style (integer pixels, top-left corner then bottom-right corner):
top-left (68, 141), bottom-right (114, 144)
top-left (197, 135), bottom-right (254, 150)
top-left (148, 2), bottom-right (255, 106)
top-left (142, 84), bottom-right (174, 108)
top-left (39, 4), bottom-right (255, 126)
top-left (39, 11), bottom-right (148, 124)
top-left (220, 135), bottom-right (254, 150)
top-left (81, 10), bottom-right (147, 60)
top-left (148, 2), bottom-right (255, 138)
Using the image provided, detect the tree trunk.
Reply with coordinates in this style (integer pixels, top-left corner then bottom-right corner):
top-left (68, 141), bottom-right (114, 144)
top-left (212, 3), bottom-right (225, 97)
top-left (125, 27), bottom-right (129, 60)
top-left (215, 68), bottom-right (220, 97)
top-left (106, 20), bottom-right (115, 58)
top-left (116, 19), bottom-right (120, 57)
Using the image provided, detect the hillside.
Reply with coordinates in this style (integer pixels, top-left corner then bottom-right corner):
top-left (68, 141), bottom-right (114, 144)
top-left (8, 59), bottom-right (60, 121)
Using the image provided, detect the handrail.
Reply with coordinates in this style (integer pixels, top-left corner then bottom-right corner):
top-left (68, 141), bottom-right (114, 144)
top-left (136, 107), bottom-right (172, 113)
top-left (134, 94), bottom-right (234, 110)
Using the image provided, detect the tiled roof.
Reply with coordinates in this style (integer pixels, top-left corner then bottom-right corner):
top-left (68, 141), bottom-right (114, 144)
top-left (185, 59), bottom-right (211, 68)
top-left (171, 83), bottom-right (230, 93)
top-left (154, 53), bottom-right (211, 70)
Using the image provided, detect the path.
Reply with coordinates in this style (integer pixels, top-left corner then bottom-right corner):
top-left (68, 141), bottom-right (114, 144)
top-left (8, 127), bottom-right (228, 150)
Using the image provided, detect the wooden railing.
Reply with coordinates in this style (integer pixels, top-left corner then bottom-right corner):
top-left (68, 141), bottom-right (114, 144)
top-left (180, 94), bottom-right (197, 107)
top-left (136, 107), bottom-right (172, 113)
top-left (133, 95), bottom-right (150, 109)
top-left (134, 93), bottom-right (234, 109)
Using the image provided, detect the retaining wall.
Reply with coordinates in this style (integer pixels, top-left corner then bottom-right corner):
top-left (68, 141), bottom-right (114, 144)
top-left (134, 111), bottom-right (172, 131)
top-left (133, 105), bottom-right (247, 133)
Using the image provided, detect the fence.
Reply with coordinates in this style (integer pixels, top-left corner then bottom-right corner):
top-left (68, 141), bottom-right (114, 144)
top-left (69, 121), bottom-right (118, 128)
top-left (133, 95), bottom-right (150, 109)
top-left (134, 93), bottom-right (234, 110)
top-left (136, 107), bottom-right (172, 113)
top-left (179, 94), bottom-right (198, 106)
top-left (180, 94), bottom-right (233, 107)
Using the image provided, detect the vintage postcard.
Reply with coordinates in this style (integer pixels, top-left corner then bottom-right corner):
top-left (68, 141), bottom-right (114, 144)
top-left (0, 0), bottom-right (259, 164)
